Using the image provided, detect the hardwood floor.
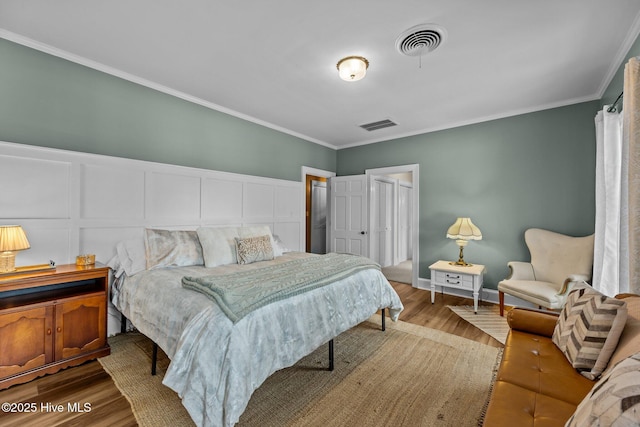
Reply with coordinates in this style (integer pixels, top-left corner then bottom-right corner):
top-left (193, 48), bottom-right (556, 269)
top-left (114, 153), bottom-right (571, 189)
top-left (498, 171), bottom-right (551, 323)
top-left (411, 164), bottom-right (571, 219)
top-left (391, 281), bottom-right (505, 348)
top-left (0, 358), bottom-right (136, 427)
top-left (0, 282), bottom-right (503, 426)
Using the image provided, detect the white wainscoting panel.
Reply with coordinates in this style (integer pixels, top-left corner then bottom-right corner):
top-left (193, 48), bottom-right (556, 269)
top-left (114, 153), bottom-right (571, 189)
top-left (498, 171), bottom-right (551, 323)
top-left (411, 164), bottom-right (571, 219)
top-left (0, 155), bottom-right (71, 219)
top-left (80, 164), bottom-right (145, 220)
top-left (202, 178), bottom-right (243, 222)
top-left (0, 141), bottom-right (305, 335)
top-left (146, 172), bottom-right (202, 221)
top-left (21, 226), bottom-right (72, 266)
top-left (275, 186), bottom-right (301, 218)
top-left (243, 182), bottom-right (275, 219)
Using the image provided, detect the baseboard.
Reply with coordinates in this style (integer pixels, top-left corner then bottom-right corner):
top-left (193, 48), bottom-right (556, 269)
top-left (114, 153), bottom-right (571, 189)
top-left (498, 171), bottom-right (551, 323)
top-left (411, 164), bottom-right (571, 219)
top-left (415, 277), bottom-right (537, 309)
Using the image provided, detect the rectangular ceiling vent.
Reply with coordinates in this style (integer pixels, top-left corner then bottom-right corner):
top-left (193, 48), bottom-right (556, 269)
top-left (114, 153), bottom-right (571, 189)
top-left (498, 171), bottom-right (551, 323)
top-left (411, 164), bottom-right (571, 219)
top-left (359, 119), bottom-right (397, 132)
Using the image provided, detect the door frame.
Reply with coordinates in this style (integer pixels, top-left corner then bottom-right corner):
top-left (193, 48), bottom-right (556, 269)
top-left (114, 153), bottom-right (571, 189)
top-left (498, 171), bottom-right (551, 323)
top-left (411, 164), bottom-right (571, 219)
top-left (365, 164), bottom-right (419, 288)
top-left (301, 167), bottom-right (335, 253)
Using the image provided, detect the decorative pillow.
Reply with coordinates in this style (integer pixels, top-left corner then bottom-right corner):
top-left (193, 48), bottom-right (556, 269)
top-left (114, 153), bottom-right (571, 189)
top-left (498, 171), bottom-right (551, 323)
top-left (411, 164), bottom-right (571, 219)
top-left (197, 226), bottom-right (277, 267)
top-left (197, 227), bottom-right (240, 267)
top-left (238, 225), bottom-right (277, 253)
top-left (116, 238), bottom-right (147, 276)
top-left (552, 288), bottom-right (628, 380)
top-left (235, 235), bottom-right (274, 265)
top-left (566, 352), bottom-right (640, 427)
top-left (144, 229), bottom-right (204, 269)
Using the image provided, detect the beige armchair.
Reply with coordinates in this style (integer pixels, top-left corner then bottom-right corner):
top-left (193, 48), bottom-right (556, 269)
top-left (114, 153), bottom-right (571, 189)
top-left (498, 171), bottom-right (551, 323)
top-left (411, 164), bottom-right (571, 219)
top-left (498, 228), bottom-right (594, 316)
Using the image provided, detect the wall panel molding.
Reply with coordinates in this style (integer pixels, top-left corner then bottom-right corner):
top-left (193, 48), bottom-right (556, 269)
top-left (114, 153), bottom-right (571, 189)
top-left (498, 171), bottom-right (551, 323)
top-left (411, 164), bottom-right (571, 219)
top-left (0, 141), bottom-right (304, 268)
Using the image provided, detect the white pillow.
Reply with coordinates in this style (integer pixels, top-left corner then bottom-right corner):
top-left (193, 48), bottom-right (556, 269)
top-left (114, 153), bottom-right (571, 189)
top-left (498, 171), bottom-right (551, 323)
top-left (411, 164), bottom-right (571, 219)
top-left (197, 227), bottom-right (240, 267)
top-left (116, 238), bottom-right (147, 276)
top-left (144, 229), bottom-right (204, 270)
top-left (197, 226), bottom-right (278, 267)
top-left (272, 234), bottom-right (289, 257)
top-left (238, 225), bottom-right (272, 238)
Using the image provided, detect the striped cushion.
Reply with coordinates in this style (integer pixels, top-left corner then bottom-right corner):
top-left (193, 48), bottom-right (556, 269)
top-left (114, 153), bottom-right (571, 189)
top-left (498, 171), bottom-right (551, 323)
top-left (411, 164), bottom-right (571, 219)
top-left (552, 288), bottom-right (627, 380)
top-left (566, 352), bottom-right (640, 426)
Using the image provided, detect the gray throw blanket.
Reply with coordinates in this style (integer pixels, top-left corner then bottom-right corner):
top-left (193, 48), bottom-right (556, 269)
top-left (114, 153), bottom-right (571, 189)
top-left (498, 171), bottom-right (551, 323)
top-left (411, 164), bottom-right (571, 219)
top-left (182, 253), bottom-right (380, 323)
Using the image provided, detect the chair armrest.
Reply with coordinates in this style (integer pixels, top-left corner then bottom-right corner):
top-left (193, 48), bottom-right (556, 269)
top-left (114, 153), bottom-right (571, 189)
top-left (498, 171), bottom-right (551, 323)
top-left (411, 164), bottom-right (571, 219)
top-left (505, 261), bottom-right (536, 280)
top-left (557, 274), bottom-right (591, 295)
top-left (568, 274), bottom-right (590, 282)
top-left (507, 308), bottom-right (558, 337)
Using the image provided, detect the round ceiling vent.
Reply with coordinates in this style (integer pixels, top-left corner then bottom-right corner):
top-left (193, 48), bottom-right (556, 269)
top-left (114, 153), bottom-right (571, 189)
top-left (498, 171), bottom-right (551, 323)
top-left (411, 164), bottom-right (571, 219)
top-left (395, 24), bottom-right (447, 57)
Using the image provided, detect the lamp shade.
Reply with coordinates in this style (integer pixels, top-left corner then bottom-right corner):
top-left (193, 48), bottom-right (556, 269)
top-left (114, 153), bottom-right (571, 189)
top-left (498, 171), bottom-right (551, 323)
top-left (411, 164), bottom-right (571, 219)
top-left (446, 218), bottom-right (482, 241)
top-left (336, 56), bottom-right (369, 81)
top-left (0, 225), bottom-right (30, 251)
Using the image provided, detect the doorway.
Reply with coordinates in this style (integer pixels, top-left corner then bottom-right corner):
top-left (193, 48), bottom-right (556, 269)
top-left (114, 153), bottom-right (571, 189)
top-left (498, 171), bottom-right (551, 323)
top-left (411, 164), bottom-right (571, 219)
top-left (366, 165), bottom-right (419, 287)
top-left (306, 175), bottom-right (327, 253)
top-left (302, 167), bottom-right (335, 254)
top-left (308, 164), bottom-right (418, 287)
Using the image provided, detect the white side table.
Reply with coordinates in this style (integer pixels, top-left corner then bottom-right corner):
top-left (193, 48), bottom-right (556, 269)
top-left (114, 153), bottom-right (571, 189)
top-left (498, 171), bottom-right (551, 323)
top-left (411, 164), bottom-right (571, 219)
top-left (429, 260), bottom-right (486, 313)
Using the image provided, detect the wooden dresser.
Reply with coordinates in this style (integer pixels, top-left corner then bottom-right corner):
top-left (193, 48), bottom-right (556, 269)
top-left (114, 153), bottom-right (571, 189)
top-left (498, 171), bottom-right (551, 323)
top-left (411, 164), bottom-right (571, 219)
top-left (0, 264), bottom-right (111, 390)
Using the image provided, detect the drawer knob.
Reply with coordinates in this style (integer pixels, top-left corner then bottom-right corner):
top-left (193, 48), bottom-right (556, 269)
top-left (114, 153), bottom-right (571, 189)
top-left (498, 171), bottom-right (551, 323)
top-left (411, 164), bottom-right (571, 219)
top-left (47, 328), bottom-right (52, 335)
top-left (57, 327), bottom-right (62, 333)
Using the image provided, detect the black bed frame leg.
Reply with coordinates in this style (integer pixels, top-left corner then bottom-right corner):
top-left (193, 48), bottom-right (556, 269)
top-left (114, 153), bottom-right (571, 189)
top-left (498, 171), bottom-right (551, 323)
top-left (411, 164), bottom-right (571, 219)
top-left (381, 308), bottom-right (386, 331)
top-left (120, 312), bottom-right (158, 376)
top-left (328, 339), bottom-right (334, 371)
top-left (151, 343), bottom-right (158, 376)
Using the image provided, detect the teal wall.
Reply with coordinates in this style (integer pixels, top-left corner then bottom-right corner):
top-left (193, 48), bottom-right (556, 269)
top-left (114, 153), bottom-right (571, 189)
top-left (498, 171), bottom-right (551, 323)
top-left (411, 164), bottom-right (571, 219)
top-left (2, 31), bottom-right (638, 291)
top-left (337, 31), bottom-right (640, 291)
top-left (337, 101), bottom-right (599, 288)
top-left (0, 38), bottom-right (336, 182)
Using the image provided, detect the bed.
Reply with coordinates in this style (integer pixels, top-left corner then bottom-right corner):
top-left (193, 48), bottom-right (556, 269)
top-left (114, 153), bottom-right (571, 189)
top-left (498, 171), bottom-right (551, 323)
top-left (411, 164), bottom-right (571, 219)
top-left (108, 226), bottom-right (404, 427)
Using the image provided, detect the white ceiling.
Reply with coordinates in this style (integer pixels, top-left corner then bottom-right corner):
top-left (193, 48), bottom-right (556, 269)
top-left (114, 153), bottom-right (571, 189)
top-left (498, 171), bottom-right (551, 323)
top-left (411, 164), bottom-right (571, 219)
top-left (1, 1), bottom-right (640, 149)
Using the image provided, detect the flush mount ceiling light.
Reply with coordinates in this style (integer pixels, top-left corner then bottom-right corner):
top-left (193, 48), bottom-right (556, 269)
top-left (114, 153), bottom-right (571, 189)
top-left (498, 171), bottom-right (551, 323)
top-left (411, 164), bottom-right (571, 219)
top-left (336, 56), bottom-right (369, 82)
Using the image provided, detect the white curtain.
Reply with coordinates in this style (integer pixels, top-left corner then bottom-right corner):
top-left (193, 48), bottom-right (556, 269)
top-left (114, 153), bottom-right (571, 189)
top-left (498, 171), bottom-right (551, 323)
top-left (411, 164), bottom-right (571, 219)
top-left (593, 107), bottom-right (628, 296)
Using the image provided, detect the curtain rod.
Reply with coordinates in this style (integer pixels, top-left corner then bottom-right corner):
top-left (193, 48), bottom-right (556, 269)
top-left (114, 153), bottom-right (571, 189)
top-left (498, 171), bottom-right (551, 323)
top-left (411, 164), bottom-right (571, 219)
top-left (607, 91), bottom-right (624, 112)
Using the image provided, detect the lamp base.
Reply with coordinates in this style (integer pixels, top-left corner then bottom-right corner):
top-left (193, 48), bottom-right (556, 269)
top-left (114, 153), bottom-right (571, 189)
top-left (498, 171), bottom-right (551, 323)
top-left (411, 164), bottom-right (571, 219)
top-left (0, 251), bottom-right (16, 273)
top-left (449, 241), bottom-right (473, 267)
top-left (449, 260), bottom-right (473, 267)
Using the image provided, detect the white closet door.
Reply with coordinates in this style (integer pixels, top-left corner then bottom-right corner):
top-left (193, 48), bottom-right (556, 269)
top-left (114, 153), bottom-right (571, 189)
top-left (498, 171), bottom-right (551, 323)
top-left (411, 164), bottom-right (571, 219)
top-left (329, 175), bottom-right (368, 256)
top-left (370, 176), bottom-right (395, 267)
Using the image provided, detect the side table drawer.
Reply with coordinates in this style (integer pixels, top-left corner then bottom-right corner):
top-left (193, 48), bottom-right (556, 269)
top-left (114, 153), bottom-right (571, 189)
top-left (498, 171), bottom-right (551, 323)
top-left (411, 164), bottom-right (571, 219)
top-left (433, 271), bottom-right (473, 289)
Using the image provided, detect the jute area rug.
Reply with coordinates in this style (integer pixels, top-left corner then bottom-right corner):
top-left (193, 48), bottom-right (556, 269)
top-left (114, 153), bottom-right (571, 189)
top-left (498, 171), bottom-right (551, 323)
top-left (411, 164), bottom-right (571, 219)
top-left (99, 316), bottom-right (501, 427)
top-left (447, 305), bottom-right (510, 345)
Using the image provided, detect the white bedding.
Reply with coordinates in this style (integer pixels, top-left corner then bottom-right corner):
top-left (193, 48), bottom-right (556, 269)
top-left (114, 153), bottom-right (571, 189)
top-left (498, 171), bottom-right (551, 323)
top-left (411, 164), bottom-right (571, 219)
top-left (111, 252), bottom-right (403, 427)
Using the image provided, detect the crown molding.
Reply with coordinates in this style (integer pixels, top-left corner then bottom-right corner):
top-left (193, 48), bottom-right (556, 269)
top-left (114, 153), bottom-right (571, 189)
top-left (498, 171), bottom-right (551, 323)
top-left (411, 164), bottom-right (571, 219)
top-left (0, 29), bottom-right (338, 151)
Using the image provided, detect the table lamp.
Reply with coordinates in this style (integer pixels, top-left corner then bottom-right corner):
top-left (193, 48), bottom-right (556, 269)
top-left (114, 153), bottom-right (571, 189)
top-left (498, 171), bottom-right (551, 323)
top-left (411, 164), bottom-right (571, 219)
top-left (446, 217), bottom-right (482, 266)
top-left (0, 225), bottom-right (31, 273)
